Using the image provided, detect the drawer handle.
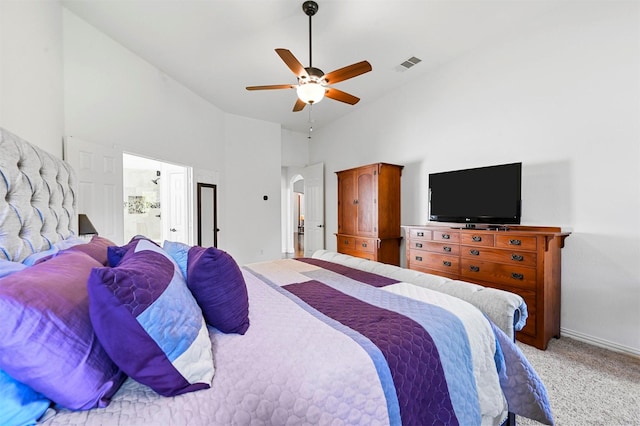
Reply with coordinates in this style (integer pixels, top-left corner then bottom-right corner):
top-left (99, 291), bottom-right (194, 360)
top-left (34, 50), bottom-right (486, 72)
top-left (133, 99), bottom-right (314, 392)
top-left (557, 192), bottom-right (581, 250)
top-left (443, 260), bottom-right (452, 267)
top-left (472, 236), bottom-right (482, 242)
top-left (509, 239), bottom-right (522, 246)
top-left (344, 240), bottom-right (349, 245)
top-left (443, 246), bottom-right (452, 252)
top-left (469, 265), bottom-right (480, 272)
top-left (511, 254), bottom-right (524, 261)
top-left (511, 272), bottom-right (524, 280)
top-left (415, 256), bottom-right (423, 262)
top-left (470, 249), bottom-right (480, 256)
top-left (417, 232), bottom-right (424, 237)
top-left (361, 243), bottom-right (367, 248)
top-left (415, 243), bottom-right (423, 248)
top-left (442, 233), bottom-right (451, 240)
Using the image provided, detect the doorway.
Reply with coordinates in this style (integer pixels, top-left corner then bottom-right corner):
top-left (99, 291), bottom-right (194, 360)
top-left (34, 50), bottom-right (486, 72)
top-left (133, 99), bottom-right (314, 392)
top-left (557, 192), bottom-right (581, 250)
top-left (197, 183), bottom-right (218, 247)
top-left (292, 176), bottom-right (305, 257)
top-left (123, 153), bottom-right (191, 245)
top-left (283, 162), bottom-right (324, 258)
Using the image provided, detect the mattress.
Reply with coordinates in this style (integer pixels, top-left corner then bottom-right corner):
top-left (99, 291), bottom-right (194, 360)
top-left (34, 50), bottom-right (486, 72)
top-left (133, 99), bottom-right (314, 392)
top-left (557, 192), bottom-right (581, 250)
top-left (44, 257), bottom-right (552, 426)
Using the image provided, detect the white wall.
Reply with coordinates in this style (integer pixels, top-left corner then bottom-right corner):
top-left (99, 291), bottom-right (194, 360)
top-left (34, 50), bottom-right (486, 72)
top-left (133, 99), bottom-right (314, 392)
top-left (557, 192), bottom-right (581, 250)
top-left (63, 8), bottom-right (227, 247)
top-left (63, 10), bottom-right (284, 264)
top-left (223, 114), bottom-right (282, 264)
top-left (311, 2), bottom-right (640, 355)
top-left (63, 10), bottom-right (225, 172)
top-left (0, 1), bottom-right (63, 156)
top-left (1, 6), bottom-right (285, 265)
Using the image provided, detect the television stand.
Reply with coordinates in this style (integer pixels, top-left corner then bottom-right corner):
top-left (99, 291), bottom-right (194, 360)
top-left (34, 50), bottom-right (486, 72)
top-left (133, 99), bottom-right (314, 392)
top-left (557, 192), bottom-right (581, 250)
top-left (402, 224), bottom-right (570, 350)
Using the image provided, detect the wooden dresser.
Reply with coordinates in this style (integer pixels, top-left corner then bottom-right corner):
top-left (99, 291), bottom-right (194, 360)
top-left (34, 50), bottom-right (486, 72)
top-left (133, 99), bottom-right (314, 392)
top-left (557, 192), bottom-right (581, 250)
top-left (336, 163), bottom-right (403, 266)
top-left (403, 224), bottom-right (570, 350)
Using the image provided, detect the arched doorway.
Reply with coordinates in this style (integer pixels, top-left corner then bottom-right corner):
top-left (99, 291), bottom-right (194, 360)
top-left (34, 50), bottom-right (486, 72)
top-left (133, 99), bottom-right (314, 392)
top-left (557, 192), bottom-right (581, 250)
top-left (291, 174), bottom-right (305, 257)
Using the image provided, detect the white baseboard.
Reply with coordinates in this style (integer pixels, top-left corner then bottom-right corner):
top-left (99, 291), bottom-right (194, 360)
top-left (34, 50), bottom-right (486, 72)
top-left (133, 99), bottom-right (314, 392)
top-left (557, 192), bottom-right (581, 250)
top-left (560, 327), bottom-right (640, 359)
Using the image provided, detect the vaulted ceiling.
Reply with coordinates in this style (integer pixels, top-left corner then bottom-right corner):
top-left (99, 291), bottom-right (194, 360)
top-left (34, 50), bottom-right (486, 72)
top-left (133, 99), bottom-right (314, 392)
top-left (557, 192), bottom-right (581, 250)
top-left (62, 0), bottom-right (564, 133)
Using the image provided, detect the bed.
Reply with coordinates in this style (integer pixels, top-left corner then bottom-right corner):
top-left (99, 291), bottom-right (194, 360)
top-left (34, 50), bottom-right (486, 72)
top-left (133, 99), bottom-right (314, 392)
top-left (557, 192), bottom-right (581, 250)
top-left (0, 127), bottom-right (554, 426)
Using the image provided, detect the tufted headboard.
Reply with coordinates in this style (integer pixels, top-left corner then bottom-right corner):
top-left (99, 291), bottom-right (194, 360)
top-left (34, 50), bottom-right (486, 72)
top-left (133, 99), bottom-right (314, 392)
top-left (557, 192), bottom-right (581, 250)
top-left (0, 128), bottom-right (77, 262)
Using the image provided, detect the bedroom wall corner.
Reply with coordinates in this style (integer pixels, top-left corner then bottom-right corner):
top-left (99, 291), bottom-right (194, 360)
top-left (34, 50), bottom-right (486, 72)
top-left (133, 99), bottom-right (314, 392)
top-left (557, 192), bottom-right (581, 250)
top-left (63, 8), bottom-right (227, 246)
top-left (0, 1), bottom-right (64, 157)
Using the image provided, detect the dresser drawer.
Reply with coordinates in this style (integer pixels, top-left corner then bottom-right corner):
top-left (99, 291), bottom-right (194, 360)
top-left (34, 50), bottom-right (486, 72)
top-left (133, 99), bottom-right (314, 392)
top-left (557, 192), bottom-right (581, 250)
top-left (460, 246), bottom-right (536, 267)
top-left (409, 249), bottom-right (459, 274)
top-left (338, 236), bottom-right (376, 260)
top-left (496, 235), bottom-right (537, 251)
top-left (337, 235), bottom-right (356, 252)
top-left (411, 240), bottom-right (459, 255)
top-left (461, 233), bottom-right (495, 247)
top-left (408, 228), bottom-right (431, 240)
top-left (460, 259), bottom-right (536, 289)
top-left (354, 238), bottom-right (375, 253)
top-left (432, 230), bottom-right (460, 243)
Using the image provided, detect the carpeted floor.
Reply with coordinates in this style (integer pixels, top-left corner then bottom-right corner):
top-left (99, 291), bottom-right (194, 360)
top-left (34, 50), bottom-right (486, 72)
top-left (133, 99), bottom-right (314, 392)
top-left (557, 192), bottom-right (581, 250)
top-left (515, 337), bottom-right (640, 425)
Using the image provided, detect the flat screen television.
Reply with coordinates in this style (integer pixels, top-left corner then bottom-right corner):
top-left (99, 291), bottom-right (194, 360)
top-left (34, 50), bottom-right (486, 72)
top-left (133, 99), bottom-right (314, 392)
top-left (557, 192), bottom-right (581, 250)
top-left (428, 162), bottom-right (522, 226)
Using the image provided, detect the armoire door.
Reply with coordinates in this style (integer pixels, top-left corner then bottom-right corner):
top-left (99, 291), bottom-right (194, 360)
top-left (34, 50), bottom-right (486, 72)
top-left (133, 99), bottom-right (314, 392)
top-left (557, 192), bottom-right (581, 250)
top-left (337, 169), bottom-right (357, 235)
top-left (355, 164), bottom-right (378, 237)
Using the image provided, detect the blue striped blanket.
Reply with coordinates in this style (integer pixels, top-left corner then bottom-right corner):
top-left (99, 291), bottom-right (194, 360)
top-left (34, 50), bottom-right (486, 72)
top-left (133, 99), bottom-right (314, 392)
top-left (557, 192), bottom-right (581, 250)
top-left (245, 258), bottom-right (554, 425)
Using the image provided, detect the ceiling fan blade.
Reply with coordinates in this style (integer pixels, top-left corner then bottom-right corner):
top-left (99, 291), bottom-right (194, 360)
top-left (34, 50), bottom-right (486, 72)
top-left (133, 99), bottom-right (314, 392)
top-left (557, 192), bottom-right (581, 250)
top-left (325, 87), bottom-right (360, 105)
top-left (276, 49), bottom-right (309, 79)
top-left (293, 98), bottom-right (307, 112)
top-left (246, 84), bottom-right (295, 91)
top-left (323, 61), bottom-right (372, 85)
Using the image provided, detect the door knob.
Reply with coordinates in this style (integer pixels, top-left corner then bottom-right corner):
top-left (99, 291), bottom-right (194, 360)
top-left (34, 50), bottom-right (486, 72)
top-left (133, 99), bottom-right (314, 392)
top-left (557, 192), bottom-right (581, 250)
top-left (170, 228), bottom-right (177, 232)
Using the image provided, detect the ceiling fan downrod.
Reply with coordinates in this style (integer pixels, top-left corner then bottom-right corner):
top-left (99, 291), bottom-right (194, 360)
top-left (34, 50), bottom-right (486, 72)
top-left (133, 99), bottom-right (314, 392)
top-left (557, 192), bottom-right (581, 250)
top-left (302, 1), bottom-right (318, 68)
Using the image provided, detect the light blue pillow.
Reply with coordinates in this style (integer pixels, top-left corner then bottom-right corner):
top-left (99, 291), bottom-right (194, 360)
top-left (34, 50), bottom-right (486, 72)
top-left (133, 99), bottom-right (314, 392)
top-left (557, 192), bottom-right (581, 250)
top-left (162, 240), bottom-right (191, 280)
top-left (0, 259), bottom-right (28, 278)
top-left (0, 369), bottom-right (50, 426)
top-left (21, 247), bottom-right (59, 266)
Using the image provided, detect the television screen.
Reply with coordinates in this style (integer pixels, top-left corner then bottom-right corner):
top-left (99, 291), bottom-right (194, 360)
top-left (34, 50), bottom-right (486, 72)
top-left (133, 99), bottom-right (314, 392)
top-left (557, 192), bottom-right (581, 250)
top-left (429, 162), bottom-right (522, 225)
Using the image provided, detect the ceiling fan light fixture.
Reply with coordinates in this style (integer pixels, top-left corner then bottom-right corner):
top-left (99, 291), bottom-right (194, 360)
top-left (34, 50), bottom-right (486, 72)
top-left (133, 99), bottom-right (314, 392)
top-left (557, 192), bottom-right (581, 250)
top-left (297, 81), bottom-right (325, 104)
top-left (246, 1), bottom-right (371, 112)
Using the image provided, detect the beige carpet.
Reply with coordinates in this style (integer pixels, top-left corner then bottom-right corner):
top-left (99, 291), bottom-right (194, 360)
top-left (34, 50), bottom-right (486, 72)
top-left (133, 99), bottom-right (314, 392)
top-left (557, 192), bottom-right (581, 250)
top-left (515, 337), bottom-right (640, 425)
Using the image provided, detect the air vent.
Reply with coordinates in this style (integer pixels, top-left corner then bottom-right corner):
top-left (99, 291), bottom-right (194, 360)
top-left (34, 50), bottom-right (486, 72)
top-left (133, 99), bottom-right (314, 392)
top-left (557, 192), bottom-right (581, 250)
top-left (395, 56), bottom-right (422, 72)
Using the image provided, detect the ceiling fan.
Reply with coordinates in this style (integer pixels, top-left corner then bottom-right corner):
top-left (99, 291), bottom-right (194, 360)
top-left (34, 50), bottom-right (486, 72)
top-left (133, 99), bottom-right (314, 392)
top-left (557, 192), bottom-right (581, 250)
top-left (245, 1), bottom-right (372, 112)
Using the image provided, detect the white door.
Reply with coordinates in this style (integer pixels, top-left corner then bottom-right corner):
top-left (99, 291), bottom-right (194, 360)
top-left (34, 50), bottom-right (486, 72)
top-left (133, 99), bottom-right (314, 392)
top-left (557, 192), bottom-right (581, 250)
top-left (65, 137), bottom-right (124, 244)
top-left (303, 162), bottom-right (324, 256)
top-left (164, 169), bottom-right (190, 244)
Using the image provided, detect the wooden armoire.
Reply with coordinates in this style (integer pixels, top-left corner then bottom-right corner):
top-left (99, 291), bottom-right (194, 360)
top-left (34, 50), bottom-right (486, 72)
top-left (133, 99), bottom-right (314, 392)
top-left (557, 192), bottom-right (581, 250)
top-left (335, 163), bottom-right (403, 265)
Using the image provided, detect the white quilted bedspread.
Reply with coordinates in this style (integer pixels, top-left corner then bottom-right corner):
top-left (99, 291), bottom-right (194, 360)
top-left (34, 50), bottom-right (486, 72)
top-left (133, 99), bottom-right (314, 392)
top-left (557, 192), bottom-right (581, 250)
top-left (44, 269), bottom-right (391, 426)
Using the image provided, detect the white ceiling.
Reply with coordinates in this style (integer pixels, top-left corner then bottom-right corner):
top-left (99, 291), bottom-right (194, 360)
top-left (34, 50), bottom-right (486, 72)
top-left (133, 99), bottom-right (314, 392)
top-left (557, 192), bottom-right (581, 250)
top-left (61, 0), bottom-right (565, 134)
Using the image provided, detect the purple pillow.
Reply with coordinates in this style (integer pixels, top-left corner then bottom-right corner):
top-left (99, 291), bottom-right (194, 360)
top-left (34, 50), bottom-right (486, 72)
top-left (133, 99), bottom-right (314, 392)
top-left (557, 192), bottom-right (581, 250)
top-left (107, 235), bottom-right (146, 267)
top-left (187, 246), bottom-right (250, 334)
top-left (64, 235), bottom-right (115, 266)
top-left (88, 239), bottom-right (214, 397)
top-left (0, 251), bottom-right (126, 410)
